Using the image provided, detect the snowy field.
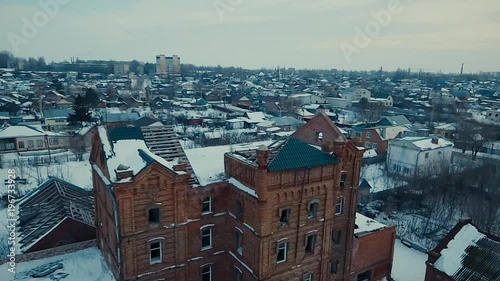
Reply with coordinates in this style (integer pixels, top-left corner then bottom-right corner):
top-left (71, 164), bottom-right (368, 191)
top-left (360, 163), bottom-right (406, 193)
top-left (0, 247), bottom-right (115, 281)
top-left (392, 239), bottom-right (428, 281)
top-left (0, 156), bottom-right (92, 196)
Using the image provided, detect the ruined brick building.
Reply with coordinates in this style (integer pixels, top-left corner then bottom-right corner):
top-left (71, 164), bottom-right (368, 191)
top-left (90, 113), bottom-right (390, 281)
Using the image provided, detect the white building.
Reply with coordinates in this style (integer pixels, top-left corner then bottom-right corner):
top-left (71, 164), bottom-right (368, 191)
top-left (289, 93), bottom-right (327, 105)
top-left (342, 87), bottom-right (371, 102)
top-left (431, 88), bottom-right (455, 105)
top-left (485, 109), bottom-right (500, 123)
top-left (387, 136), bottom-right (453, 177)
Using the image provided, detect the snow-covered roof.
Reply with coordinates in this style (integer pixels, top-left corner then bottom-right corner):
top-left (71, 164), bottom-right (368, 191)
top-left (363, 148), bottom-right (378, 158)
top-left (354, 213), bottom-right (387, 236)
top-left (184, 141), bottom-right (273, 186)
top-left (97, 126), bottom-right (182, 183)
top-left (0, 125), bottom-right (60, 138)
top-left (391, 136), bottom-right (453, 151)
top-left (434, 223), bottom-right (500, 279)
top-left (373, 126), bottom-right (408, 141)
top-left (434, 123), bottom-right (457, 131)
top-left (245, 111), bottom-right (266, 121)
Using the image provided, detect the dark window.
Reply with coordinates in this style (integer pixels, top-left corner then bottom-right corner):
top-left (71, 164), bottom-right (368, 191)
top-left (202, 197), bottom-right (212, 213)
top-left (235, 229), bottom-right (243, 255)
top-left (148, 208), bottom-right (160, 224)
top-left (305, 234), bottom-right (317, 253)
top-left (36, 140), bottom-right (44, 147)
top-left (304, 272), bottom-right (314, 281)
top-left (27, 140), bottom-right (34, 148)
top-left (308, 201), bottom-right (319, 219)
top-left (236, 199), bottom-right (244, 218)
top-left (357, 270), bottom-right (372, 281)
top-left (332, 229), bottom-right (342, 245)
top-left (18, 141), bottom-right (25, 149)
top-left (340, 173), bottom-right (347, 189)
top-left (330, 260), bottom-right (339, 273)
top-left (149, 241), bottom-right (162, 264)
top-left (201, 227), bottom-right (212, 249)
top-left (202, 266), bottom-right (212, 281)
top-left (279, 208), bottom-right (291, 225)
top-left (277, 240), bottom-right (288, 263)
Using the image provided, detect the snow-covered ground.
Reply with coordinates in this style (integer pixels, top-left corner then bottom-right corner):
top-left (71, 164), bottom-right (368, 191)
top-left (0, 247), bottom-right (115, 281)
top-left (0, 156), bottom-right (92, 196)
top-left (360, 163), bottom-right (406, 193)
top-left (392, 239), bottom-right (428, 281)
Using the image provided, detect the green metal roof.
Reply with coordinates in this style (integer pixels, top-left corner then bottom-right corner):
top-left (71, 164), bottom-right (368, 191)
top-left (108, 127), bottom-right (144, 142)
top-left (268, 137), bottom-right (339, 172)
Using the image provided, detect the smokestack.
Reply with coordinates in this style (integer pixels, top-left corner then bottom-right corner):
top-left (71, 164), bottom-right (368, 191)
top-left (460, 63), bottom-right (464, 75)
top-left (431, 138), bottom-right (439, 145)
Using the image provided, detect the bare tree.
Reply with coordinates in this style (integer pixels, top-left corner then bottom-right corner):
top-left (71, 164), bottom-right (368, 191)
top-left (358, 98), bottom-right (384, 123)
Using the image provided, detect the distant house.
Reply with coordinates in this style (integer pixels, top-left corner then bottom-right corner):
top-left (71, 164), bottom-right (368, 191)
top-left (55, 98), bottom-right (73, 109)
top-left (376, 115), bottom-right (411, 127)
top-left (272, 116), bottom-right (304, 131)
top-left (433, 123), bottom-right (457, 139)
top-left (151, 97), bottom-right (171, 109)
top-left (0, 125), bottom-right (69, 153)
top-left (425, 218), bottom-right (500, 281)
top-left (431, 89), bottom-right (455, 105)
top-left (387, 136), bottom-right (453, 177)
top-left (124, 97), bottom-right (145, 108)
top-left (303, 104), bottom-right (327, 114)
top-left (44, 90), bottom-right (65, 104)
top-left (290, 93), bottom-right (328, 105)
top-left (485, 109), bottom-right (500, 123)
top-left (133, 116), bottom-right (159, 127)
top-left (371, 93), bottom-right (393, 107)
top-left (101, 112), bottom-right (140, 128)
top-left (17, 177), bottom-right (95, 253)
top-left (450, 88), bottom-right (470, 101)
top-left (43, 108), bottom-right (74, 128)
top-left (225, 118), bottom-right (245, 130)
top-left (361, 126), bottom-right (407, 155)
top-left (342, 87), bottom-right (371, 102)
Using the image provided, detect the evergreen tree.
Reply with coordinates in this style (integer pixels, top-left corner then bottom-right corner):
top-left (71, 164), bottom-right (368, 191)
top-left (51, 78), bottom-right (64, 93)
top-left (84, 88), bottom-right (100, 108)
top-left (68, 94), bottom-right (91, 125)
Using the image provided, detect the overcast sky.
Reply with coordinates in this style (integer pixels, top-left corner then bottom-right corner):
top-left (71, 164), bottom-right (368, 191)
top-left (1, 0), bottom-right (499, 73)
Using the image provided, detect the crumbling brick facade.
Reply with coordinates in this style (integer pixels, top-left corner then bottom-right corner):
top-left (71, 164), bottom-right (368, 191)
top-left (91, 113), bottom-right (369, 281)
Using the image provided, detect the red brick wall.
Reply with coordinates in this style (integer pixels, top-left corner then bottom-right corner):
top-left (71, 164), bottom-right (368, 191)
top-left (351, 226), bottom-right (396, 281)
top-left (361, 128), bottom-right (388, 155)
top-left (27, 219), bottom-right (96, 253)
top-left (92, 116), bottom-right (368, 281)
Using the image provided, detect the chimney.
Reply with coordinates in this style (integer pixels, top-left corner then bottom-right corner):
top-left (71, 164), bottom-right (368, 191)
top-left (173, 159), bottom-right (188, 172)
top-left (256, 145), bottom-right (270, 170)
top-left (322, 141), bottom-right (345, 161)
top-left (431, 138), bottom-right (439, 145)
top-left (115, 164), bottom-right (133, 181)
